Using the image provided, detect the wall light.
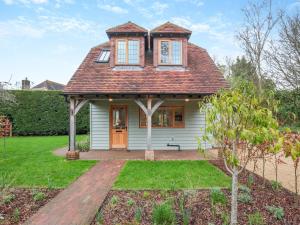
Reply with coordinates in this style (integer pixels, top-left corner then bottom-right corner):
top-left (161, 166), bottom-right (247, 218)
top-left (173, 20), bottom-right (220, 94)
top-left (185, 98), bottom-right (190, 102)
top-left (108, 98), bottom-right (113, 102)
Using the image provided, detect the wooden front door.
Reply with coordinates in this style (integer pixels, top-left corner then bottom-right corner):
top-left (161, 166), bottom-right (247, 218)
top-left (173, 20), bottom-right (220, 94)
top-left (110, 105), bottom-right (128, 149)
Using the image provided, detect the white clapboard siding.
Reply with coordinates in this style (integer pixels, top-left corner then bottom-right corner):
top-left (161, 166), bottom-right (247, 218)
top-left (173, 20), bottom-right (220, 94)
top-left (90, 100), bottom-right (210, 150)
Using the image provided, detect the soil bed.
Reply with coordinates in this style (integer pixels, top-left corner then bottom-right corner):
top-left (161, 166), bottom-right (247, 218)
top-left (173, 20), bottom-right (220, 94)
top-left (0, 188), bottom-right (60, 225)
top-left (92, 160), bottom-right (300, 225)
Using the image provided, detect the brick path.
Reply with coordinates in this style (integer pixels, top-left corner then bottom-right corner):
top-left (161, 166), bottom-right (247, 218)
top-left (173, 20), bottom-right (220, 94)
top-left (24, 160), bottom-right (125, 225)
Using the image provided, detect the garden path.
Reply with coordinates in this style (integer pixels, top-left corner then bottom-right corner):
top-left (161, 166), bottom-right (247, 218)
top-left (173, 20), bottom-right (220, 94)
top-left (24, 160), bottom-right (124, 225)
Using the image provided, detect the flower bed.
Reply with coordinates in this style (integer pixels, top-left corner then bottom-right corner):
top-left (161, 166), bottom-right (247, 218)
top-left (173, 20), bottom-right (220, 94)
top-left (0, 188), bottom-right (60, 225)
top-left (92, 160), bottom-right (300, 225)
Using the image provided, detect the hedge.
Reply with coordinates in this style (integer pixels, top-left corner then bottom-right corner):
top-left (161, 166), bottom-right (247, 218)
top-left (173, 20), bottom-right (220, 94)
top-left (0, 90), bottom-right (89, 136)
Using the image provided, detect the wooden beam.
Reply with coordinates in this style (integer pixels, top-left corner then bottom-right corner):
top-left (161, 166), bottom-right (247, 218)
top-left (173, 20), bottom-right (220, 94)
top-left (75, 99), bottom-right (89, 115)
top-left (134, 98), bottom-right (164, 158)
top-left (69, 98), bottom-right (76, 151)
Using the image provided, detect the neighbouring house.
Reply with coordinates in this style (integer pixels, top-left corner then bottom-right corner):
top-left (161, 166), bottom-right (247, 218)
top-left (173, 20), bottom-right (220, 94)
top-left (63, 21), bottom-right (227, 159)
top-left (32, 80), bottom-right (65, 91)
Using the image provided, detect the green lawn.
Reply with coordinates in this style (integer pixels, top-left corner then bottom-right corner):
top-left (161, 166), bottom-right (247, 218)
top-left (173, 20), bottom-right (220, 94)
top-left (0, 136), bottom-right (97, 188)
top-left (113, 160), bottom-right (231, 190)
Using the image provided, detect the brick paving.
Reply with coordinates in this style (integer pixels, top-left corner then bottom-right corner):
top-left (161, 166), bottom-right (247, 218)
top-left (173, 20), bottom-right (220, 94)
top-left (24, 160), bottom-right (124, 225)
top-left (54, 147), bottom-right (216, 161)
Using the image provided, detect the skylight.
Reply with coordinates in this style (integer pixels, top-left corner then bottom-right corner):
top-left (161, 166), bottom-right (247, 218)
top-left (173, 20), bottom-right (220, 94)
top-left (96, 49), bottom-right (110, 63)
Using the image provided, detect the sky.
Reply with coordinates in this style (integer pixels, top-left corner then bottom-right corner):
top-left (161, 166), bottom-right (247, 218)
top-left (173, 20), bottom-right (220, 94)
top-left (0, 0), bottom-right (299, 87)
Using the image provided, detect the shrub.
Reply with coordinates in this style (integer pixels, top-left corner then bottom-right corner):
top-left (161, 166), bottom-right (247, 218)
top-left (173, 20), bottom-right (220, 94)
top-left (221, 212), bottom-right (230, 225)
top-left (33, 191), bottom-right (46, 201)
top-left (76, 135), bottom-right (90, 152)
top-left (271, 180), bottom-right (282, 191)
top-left (248, 211), bottom-right (265, 225)
top-left (179, 195), bottom-right (190, 225)
top-left (95, 211), bottom-right (103, 225)
top-left (143, 191), bottom-right (150, 199)
top-left (13, 208), bottom-right (20, 222)
top-left (239, 185), bottom-right (251, 194)
top-left (247, 174), bottom-right (255, 187)
top-left (127, 198), bottom-right (135, 206)
top-left (210, 188), bottom-right (227, 205)
top-left (0, 90), bottom-right (89, 136)
top-left (238, 193), bottom-right (252, 204)
top-left (110, 195), bottom-right (118, 205)
top-left (2, 194), bottom-right (15, 204)
top-left (152, 201), bottom-right (176, 225)
top-left (134, 207), bottom-right (142, 223)
top-left (266, 205), bottom-right (284, 220)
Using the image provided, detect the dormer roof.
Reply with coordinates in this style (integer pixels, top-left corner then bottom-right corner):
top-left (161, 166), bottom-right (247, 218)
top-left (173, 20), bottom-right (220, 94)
top-left (106, 21), bottom-right (148, 38)
top-left (151, 22), bottom-right (192, 39)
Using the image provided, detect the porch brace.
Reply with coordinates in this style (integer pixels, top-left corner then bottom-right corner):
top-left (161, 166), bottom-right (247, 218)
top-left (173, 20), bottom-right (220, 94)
top-left (69, 98), bottom-right (89, 151)
top-left (134, 98), bottom-right (164, 160)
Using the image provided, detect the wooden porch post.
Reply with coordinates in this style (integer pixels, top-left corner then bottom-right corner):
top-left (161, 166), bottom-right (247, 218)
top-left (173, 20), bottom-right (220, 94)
top-left (69, 98), bottom-right (76, 151)
top-left (135, 97), bottom-right (164, 160)
top-left (67, 98), bottom-right (89, 160)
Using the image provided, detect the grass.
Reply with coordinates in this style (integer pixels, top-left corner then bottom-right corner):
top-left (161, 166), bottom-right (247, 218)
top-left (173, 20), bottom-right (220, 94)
top-left (113, 160), bottom-right (231, 190)
top-left (0, 136), bottom-right (97, 188)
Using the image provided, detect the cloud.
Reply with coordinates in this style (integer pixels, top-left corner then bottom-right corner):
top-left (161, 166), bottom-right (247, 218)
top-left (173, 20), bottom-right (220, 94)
top-left (151, 1), bottom-right (168, 15)
top-left (98, 4), bottom-right (128, 14)
top-left (2, 0), bottom-right (48, 5)
top-left (0, 16), bottom-right (100, 39)
top-left (171, 17), bottom-right (210, 33)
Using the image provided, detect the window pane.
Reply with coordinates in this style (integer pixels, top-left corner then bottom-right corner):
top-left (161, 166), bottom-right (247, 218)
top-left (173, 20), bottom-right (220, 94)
top-left (97, 50), bottom-right (110, 62)
top-left (174, 107), bottom-right (184, 127)
top-left (117, 40), bottom-right (126, 64)
top-left (128, 40), bottom-right (139, 64)
top-left (160, 41), bottom-right (169, 63)
top-left (172, 41), bottom-right (182, 64)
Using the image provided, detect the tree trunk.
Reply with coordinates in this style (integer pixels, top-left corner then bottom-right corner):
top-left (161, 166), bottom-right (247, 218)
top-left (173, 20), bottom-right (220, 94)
top-left (231, 166), bottom-right (239, 225)
top-left (275, 154), bottom-right (278, 183)
top-left (230, 141), bottom-right (238, 225)
top-left (262, 153), bottom-right (266, 186)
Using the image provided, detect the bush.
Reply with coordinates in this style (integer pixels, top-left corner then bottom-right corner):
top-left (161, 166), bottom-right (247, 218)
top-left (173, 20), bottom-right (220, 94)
top-left (110, 195), bottom-right (118, 205)
top-left (2, 194), bottom-right (15, 204)
top-left (238, 193), bottom-right (252, 204)
top-left (239, 185), bottom-right (251, 194)
top-left (271, 180), bottom-right (282, 191)
top-left (127, 198), bottom-right (135, 206)
top-left (0, 90), bottom-right (89, 136)
top-left (266, 205), bottom-right (284, 220)
top-left (248, 211), bottom-right (265, 225)
top-left (76, 135), bottom-right (90, 152)
top-left (134, 207), bottom-right (142, 223)
top-left (33, 191), bottom-right (46, 201)
top-left (152, 201), bottom-right (176, 225)
top-left (210, 188), bottom-right (227, 205)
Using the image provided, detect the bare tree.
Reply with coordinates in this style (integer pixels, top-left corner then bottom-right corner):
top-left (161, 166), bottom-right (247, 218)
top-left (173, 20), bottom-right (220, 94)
top-left (237, 0), bottom-right (279, 92)
top-left (267, 12), bottom-right (300, 90)
top-left (0, 80), bottom-right (16, 104)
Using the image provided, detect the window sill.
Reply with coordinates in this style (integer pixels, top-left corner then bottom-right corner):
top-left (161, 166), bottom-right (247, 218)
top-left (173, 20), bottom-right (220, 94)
top-left (113, 65), bottom-right (143, 71)
top-left (156, 66), bottom-right (186, 71)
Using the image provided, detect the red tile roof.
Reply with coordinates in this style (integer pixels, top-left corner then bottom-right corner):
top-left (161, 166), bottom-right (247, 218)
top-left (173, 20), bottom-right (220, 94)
top-left (106, 21), bottom-right (148, 34)
top-left (64, 42), bottom-right (228, 95)
top-left (151, 22), bottom-right (192, 34)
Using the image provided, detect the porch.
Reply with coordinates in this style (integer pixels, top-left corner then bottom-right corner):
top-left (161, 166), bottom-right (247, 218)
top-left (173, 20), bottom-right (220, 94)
top-left (65, 94), bottom-right (211, 160)
top-left (56, 147), bottom-right (218, 161)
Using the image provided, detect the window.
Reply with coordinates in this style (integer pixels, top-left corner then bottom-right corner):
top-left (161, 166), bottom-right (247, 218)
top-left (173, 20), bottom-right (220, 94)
top-left (116, 39), bottom-right (140, 64)
top-left (96, 49), bottom-right (110, 62)
top-left (159, 40), bottom-right (182, 65)
top-left (139, 106), bottom-right (184, 128)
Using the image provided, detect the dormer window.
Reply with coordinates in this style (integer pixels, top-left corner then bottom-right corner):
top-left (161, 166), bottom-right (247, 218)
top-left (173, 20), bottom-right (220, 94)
top-left (116, 39), bottom-right (140, 65)
top-left (159, 40), bottom-right (182, 65)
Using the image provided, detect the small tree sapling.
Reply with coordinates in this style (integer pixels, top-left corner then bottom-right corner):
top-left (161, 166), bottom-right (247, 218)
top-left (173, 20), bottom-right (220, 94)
top-left (199, 81), bottom-right (278, 225)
